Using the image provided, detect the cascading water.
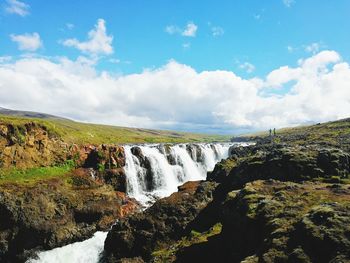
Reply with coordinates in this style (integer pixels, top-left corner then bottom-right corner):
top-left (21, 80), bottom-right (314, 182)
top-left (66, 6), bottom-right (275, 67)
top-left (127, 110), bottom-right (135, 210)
top-left (28, 232), bottom-right (107, 263)
top-left (199, 144), bottom-right (218, 171)
top-left (28, 142), bottom-right (239, 263)
top-left (170, 145), bottom-right (204, 181)
top-left (139, 146), bottom-right (179, 197)
top-left (123, 146), bottom-right (146, 200)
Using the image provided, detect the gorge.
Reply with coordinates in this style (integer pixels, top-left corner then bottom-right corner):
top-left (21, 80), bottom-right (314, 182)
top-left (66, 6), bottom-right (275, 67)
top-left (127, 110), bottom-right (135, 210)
top-left (1, 114), bottom-right (350, 263)
top-left (27, 142), bottom-right (241, 263)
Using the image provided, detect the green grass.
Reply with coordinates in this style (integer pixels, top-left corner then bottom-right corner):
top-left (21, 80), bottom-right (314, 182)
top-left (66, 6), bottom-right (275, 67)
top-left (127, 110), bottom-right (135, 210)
top-left (233, 117), bottom-right (350, 146)
top-left (0, 163), bottom-right (74, 185)
top-left (0, 114), bottom-right (231, 145)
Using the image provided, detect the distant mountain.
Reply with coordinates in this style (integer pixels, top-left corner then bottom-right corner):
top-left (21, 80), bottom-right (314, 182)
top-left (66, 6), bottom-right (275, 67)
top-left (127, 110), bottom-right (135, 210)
top-left (0, 107), bottom-right (70, 121)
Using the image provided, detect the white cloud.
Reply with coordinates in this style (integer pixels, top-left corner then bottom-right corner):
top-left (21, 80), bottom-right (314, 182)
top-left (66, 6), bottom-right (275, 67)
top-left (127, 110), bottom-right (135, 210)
top-left (165, 22), bottom-right (198, 37)
top-left (304, 42), bottom-right (321, 54)
top-left (211, 26), bottom-right (224, 37)
top-left (182, 22), bottom-right (198, 37)
top-left (10, 32), bottom-right (42, 51)
top-left (0, 50), bottom-right (349, 133)
top-left (283, 0), bottom-right (295, 7)
top-left (5, 0), bottom-right (29, 16)
top-left (239, 62), bottom-right (255, 73)
top-left (0, 56), bottom-right (12, 63)
top-left (266, 66), bottom-right (301, 87)
top-left (63, 19), bottom-right (113, 56)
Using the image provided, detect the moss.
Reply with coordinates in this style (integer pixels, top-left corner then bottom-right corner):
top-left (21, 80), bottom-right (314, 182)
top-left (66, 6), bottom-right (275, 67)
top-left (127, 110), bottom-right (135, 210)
top-left (152, 223), bottom-right (222, 262)
top-left (97, 163), bottom-right (105, 172)
top-left (222, 180), bottom-right (350, 262)
top-left (221, 158), bottom-right (237, 170)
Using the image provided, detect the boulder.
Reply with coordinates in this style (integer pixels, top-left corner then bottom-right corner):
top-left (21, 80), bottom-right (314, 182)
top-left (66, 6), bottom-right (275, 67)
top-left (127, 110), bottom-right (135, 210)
top-left (104, 181), bottom-right (217, 262)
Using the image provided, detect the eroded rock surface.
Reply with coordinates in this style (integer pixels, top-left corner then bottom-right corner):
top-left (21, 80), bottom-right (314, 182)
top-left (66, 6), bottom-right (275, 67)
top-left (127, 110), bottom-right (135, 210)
top-left (104, 181), bottom-right (217, 262)
top-left (0, 171), bottom-right (139, 263)
top-left (104, 142), bottom-right (350, 263)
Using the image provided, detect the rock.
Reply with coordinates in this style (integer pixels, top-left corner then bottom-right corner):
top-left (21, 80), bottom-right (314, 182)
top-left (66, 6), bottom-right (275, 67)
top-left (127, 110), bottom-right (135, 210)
top-left (104, 181), bottom-right (217, 262)
top-left (83, 145), bottom-right (125, 170)
top-left (0, 122), bottom-right (69, 169)
top-left (107, 141), bottom-right (350, 263)
top-left (0, 176), bottom-right (139, 263)
top-left (209, 144), bottom-right (350, 187)
top-left (103, 168), bottom-right (127, 192)
top-left (131, 146), bottom-right (144, 159)
top-left (130, 147), bottom-right (153, 190)
top-left (217, 180), bottom-right (350, 262)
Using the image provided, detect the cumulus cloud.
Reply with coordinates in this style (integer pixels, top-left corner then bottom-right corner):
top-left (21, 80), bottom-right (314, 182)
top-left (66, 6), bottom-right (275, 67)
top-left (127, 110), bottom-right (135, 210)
top-left (0, 50), bottom-right (349, 133)
top-left (165, 22), bottom-right (198, 37)
top-left (4, 0), bottom-right (29, 16)
top-left (182, 22), bottom-right (197, 37)
top-left (63, 19), bottom-right (113, 56)
top-left (10, 32), bottom-right (42, 51)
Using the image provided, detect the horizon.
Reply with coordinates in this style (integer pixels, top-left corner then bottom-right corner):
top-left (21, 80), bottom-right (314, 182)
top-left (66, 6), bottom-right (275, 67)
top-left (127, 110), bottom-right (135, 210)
top-left (1, 0), bottom-right (349, 134)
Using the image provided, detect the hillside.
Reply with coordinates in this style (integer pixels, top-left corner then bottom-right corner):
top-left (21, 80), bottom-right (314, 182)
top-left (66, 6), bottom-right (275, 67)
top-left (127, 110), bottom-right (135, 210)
top-left (0, 107), bottom-right (69, 121)
top-left (0, 108), bottom-right (231, 145)
top-left (232, 118), bottom-right (350, 150)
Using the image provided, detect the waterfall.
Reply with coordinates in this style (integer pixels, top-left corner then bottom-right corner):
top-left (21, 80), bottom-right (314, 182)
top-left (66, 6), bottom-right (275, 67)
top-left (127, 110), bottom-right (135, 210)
top-left (199, 144), bottom-right (217, 171)
top-left (28, 142), bottom-right (239, 263)
top-left (139, 146), bottom-right (179, 198)
top-left (171, 144), bottom-right (204, 181)
top-left (122, 143), bottom-right (232, 203)
top-left (124, 146), bottom-right (142, 198)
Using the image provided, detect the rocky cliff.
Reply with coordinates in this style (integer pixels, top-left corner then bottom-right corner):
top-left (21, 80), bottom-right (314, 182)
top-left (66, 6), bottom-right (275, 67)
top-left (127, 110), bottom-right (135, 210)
top-left (0, 120), bottom-right (140, 262)
top-left (104, 120), bottom-right (350, 263)
top-left (0, 122), bottom-right (69, 169)
top-left (0, 173), bottom-right (138, 262)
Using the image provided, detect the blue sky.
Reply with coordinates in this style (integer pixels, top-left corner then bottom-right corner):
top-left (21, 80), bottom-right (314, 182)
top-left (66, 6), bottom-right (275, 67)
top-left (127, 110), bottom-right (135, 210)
top-left (2, 0), bottom-right (349, 76)
top-left (0, 0), bottom-right (350, 134)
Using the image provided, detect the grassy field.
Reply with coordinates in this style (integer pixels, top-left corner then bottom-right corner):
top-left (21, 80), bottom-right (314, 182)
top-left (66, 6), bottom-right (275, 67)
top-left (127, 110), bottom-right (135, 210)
top-left (0, 163), bottom-right (73, 185)
top-left (233, 118), bottom-right (350, 147)
top-left (0, 114), bottom-right (231, 145)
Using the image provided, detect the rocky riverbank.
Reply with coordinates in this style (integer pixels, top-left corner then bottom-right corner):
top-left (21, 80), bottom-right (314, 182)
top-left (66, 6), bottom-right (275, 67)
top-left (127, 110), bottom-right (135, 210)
top-left (103, 119), bottom-right (350, 263)
top-left (0, 173), bottom-right (139, 263)
top-left (0, 117), bottom-right (230, 263)
top-left (0, 121), bottom-right (141, 262)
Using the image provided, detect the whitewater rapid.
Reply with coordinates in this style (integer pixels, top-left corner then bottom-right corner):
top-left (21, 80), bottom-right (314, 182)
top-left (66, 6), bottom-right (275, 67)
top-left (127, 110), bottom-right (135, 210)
top-left (28, 143), bottom-right (238, 263)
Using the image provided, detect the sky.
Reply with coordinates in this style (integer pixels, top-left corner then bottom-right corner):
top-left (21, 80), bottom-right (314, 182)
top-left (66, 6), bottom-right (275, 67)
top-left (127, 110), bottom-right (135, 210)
top-left (0, 0), bottom-right (349, 134)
